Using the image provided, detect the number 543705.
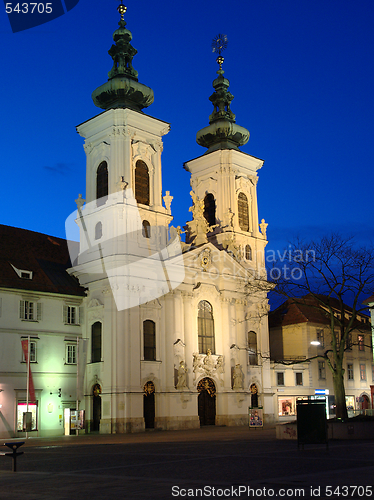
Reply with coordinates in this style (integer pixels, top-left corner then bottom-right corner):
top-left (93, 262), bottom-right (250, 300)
top-left (5, 3), bottom-right (52, 14)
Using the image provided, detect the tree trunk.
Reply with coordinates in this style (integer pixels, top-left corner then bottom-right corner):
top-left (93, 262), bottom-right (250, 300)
top-left (332, 367), bottom-right (348, 419)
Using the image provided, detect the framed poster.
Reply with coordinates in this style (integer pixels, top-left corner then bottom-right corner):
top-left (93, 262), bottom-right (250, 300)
top-left (249, 408), bottom-right (263, 427)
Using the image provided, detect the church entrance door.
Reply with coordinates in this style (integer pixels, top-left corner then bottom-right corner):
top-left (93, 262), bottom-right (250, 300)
top-left (197, 377), bottom-right (216, 426)
top-left (92, 384), bottom-right (102, 432)
top-left (144, 381), bottom-right (155, 429)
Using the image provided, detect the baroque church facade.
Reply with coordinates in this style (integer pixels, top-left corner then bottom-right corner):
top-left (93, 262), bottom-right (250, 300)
top-left (0, 7), bottom-right (275, 439)
top-left (69, 7), bottom-right (273, 432)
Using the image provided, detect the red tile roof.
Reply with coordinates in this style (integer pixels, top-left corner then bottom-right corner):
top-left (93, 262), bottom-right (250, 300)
top-left (269, 294), bottom-right (370, 330)
top-left (0, 225), bottom-right (85, 297)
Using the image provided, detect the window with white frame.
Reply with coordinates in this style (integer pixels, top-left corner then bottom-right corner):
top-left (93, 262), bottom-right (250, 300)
top-left (347, 363), bottom-right (354, 380)
top-left (316, 329), bottom-right (324, 348)
top-left (63, 305), bottom-right (80, 325)
top-left (360, 363), bottom-right (366, 381)
top-left (358, 334), bottom-right (365, 351)
top-left (22, 341), bottom-right (37, 363)
top-left (11, 263), bottom-right (33, 280)
top-left (20, 300), bottom-right (41, 321)
top-left (277, 372), bottom-right (284, 386)
top-left (66, 344), bottom-right (77, 364)
top-left (318, 361), bottom-right (326, 380)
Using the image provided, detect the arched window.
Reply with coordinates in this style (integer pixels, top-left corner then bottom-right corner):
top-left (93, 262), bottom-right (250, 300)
top-left (238, 192), bottom-right (249, 232)
top-left (91, 321), bottom-right (102, 363)
top-left (143, 320), bottom-right (156, 360)
top-left (245, 244), bottom-right (252, 260)
top-left (142, 220), bottom-right (151, 238)
top-left (204, 193), bottom-right (216, 226)
top-left (135, 160), bottom-right (150, 206)
top-left (247, 331), bottom-right (257, 366)
top-left (96, 161), bottom-right (108, 207)
top-left (198, 300), bottom-right (215, 354)
top-left (95, 222), bottom-right (102, 240)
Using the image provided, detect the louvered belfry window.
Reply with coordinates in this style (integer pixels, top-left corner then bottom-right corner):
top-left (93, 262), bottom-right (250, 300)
top-left (135, 160), bottom-right (150, 206)
top-left (238, 192), bottom-right (249, 231)
top-left (204, 193), bottom-right (216, 226)
top-left (96, 161), bottom-right (108, 207)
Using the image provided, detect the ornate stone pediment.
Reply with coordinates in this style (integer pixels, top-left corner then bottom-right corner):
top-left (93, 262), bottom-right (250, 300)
top-left (132, 141), bottom-right (154, 165)
top-left (87, 298), bottom-right (104, 322)
top-left (193, 350), bottom-right (224, 387)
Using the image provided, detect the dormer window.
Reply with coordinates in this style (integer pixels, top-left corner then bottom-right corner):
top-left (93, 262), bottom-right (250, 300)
top-left (11, 264), bottom-right (33, 280)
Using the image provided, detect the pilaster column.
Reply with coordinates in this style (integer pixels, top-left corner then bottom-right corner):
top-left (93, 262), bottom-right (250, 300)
top-left (250, 177), bottom-right (260, 237)
top-left (123, 128), bottom-right (132, 190)
top-left (151, 141), bottom-right (163, 209)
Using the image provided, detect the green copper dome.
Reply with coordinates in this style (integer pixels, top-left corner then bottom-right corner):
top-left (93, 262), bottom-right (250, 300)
top-left (196, 68), bottom-right (249, 153)
top-left (92, 5), bottom-right (154, 112)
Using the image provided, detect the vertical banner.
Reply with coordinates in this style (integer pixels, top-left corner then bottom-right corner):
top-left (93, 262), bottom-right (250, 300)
top-left (77, 338), bottom-right (87, 401)
top-left (21, 339), bottom-right (36, 403)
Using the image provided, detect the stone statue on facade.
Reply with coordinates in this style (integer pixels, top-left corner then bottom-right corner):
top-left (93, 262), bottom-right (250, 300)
top-left (259, 219), bottom-right (268, 239)
top-left (232, 364), bottom-right (243, 390)
top-left (188, 191), bottom-right (214, 246)
top-left (176, 360), bottom-right (188, 389)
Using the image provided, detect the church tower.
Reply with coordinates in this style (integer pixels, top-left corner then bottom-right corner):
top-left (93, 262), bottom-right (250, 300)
top-left (184, 38), bottom-right (268, 274)
top-left (70, 4), bottom-right (178, 433)
top-left (76, 2), bottom-right (172, 259)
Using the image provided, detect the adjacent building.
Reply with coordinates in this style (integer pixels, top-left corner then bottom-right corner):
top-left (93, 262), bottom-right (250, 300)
top-left (269, 295), bottom-right (373, 420)
top-left (0, 225), bottom-right (85, 437)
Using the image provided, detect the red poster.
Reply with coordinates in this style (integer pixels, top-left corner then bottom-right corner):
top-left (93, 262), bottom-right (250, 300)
top-left (21, 339), bottom-right (36, 404)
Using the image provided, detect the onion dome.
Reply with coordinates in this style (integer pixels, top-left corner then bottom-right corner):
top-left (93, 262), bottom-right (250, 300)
top-left (196, 35), bottom-right (249, 153)
top-left (92, 2), bottom-right (154, 112)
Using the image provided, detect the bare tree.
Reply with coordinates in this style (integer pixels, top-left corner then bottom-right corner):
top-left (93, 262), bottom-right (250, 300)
top-left (261, 234), bottom-right (374, 419)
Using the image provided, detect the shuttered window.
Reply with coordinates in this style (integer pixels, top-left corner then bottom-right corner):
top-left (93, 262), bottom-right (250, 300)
top-left (135, 160), bottom-right (150, 205)
top-left (238, 192), bottom-right (249, 232)
top-left (20, 300), bottom-right (42, 321)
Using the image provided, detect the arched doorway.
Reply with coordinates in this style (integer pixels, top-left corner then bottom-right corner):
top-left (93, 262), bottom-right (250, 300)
top-left (92, 383), bottom-right (102, 432)
top-left (144, 381), bottom-right (155, 429)
top-left (197, 377), bottom-right (216, 426)
top-left (361, 394), bottom-right (370, 411)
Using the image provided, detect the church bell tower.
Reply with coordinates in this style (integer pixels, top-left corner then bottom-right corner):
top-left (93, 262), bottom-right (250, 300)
top-left (76, 1), bottom-right (172, 260)
top-left (184, 36), bottom-right (268, 273)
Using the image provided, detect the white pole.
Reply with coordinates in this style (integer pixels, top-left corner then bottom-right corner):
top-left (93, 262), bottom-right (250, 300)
top-left (26, 335), bottom-right (30, 438)
top-left (76, 336), bottom-right (79, 436)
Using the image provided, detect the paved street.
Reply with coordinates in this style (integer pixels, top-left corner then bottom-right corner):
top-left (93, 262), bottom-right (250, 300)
top-left (0, 425), bottom-right (373, 499)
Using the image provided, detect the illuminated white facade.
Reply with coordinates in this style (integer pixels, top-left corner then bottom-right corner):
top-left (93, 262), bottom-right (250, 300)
top-left (0, 227), bottom-right (84, 438)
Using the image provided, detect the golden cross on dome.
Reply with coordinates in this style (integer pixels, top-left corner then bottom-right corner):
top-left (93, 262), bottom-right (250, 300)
top-left (212, 34), bottom-right (228, 70)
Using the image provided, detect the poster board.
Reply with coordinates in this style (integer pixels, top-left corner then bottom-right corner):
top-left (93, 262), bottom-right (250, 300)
top-left (249, 407), bottom-right (263, 428)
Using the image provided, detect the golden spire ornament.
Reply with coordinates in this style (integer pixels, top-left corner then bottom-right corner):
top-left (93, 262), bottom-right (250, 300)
top-left (212, 33), bottom-right (228, 71)
top-left (117, 0), bottom-right (127, 20)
